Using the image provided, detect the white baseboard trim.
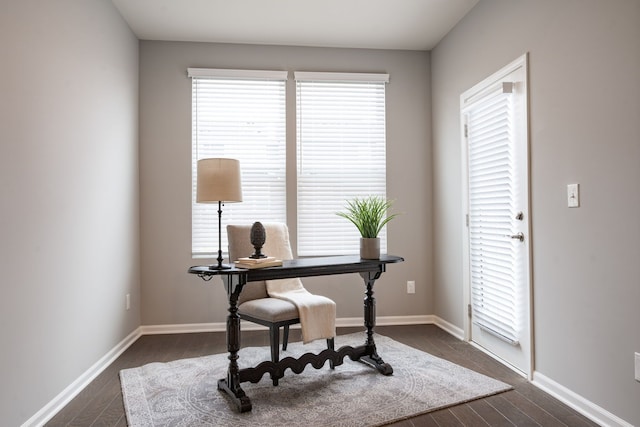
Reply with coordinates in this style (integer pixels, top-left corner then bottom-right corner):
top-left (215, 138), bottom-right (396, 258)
top-left (532, 371), bottom-right (633, 427)
top-left (46, 315), bottom-right (637, 427)
top-left (140, 314), bottom-right (435, 335)
top-left (140, 322), bottom-right (228, 334)
top-left (22, 327), bottom-right (142, 427)
top-left (432, 316), bottom-right (465, 340)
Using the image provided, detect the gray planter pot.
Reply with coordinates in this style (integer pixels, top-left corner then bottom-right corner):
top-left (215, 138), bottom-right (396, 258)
top-left (360, 237), bottom-right (380, 259)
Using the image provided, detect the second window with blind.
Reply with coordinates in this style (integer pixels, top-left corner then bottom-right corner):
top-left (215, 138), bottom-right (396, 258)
top-left (190, 69), bottom-right (389, 258)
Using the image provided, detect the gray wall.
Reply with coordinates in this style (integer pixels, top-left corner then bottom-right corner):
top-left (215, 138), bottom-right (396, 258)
top-left (139, 42), bottom-right (432, 325)
top-left (0, 1), bottom-right (140, 425)
top-left (431, 0), bottom-right (640, 424)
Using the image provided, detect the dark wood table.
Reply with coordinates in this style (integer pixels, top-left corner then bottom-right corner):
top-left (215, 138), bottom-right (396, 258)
top-left (188, 254), bottom-right (404, 412)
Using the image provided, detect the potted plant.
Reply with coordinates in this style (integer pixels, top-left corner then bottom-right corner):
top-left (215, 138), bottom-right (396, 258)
top-left (337, 195), bottom-right (399, 259)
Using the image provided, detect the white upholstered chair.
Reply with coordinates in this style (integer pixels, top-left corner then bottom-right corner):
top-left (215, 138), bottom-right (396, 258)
top-left (227, 223), bottom-right (335, 385)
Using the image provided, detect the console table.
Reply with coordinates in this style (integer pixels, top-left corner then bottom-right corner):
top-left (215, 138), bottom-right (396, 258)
top-left (188, 254), bottom-right (404, 412)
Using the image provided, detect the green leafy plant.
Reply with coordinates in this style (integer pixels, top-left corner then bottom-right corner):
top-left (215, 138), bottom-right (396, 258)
top-left (336, 196), bottom-right (399, 238)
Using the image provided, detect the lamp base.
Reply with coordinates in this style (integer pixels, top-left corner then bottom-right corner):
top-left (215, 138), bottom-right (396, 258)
top-left (208, 263), bottom-right (232, 270)
top-left (210, 212), bottom-right (231, 270)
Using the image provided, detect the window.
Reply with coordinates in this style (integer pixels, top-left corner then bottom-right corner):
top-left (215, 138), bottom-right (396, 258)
top-left (295, 72), bottom-right (389, 256)
top-left (189, 68), bottom-right (287, 257)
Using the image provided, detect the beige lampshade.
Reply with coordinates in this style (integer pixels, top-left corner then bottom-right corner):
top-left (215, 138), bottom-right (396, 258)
top-left (196, 158), bottom-right (243, 203)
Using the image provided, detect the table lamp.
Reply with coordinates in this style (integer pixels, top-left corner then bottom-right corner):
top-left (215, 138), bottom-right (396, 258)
top-left (196, 158), bottom-right (243, 269)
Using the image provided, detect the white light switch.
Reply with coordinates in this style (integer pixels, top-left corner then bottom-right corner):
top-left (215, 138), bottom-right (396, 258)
top-left (635, 352), bottom-right (640, 382)
top-left (567, 184), bottom-right (580, 208)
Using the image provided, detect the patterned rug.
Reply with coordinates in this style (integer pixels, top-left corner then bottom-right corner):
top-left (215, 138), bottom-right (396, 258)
top-left (120, 332), bottom-right (511, 426)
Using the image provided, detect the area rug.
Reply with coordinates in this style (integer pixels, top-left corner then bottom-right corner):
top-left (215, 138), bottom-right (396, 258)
top-left (120, 333), bottom-right (511, 426)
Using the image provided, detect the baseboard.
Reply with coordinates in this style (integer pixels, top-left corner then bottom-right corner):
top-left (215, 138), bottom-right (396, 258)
top-left (532, 371), bottom-right (634, 427)
top-left (22, 327), bottom-right (142, 427)
top-left (140, 322), bottom-right (229, 334)
top-left (432, 315), bottom-right (465, 340)
top-left (140, 314), bottom-right (435, 335)
top-left (48, 315), bottom-right (633, 427)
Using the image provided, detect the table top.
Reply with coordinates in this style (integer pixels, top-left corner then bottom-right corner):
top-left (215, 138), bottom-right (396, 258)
top-left (189, 254), bottom-right (404, 281)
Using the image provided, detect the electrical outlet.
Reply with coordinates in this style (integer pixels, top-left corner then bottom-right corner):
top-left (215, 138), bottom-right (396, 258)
top-left (635, 352), bottom-right (640, 382)
top-left (407, 281), bottom-right (415, 294)
top-left (126, 294), bottom-right (131, 311)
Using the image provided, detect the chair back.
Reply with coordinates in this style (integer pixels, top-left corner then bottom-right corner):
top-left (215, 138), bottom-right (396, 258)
top-left (227, 223), bottom-right (294, 304)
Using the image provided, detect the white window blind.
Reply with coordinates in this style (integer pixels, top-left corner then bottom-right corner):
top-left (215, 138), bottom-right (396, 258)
top-left (190, 68), bottom-right (287, 257)
top-left (295, 72), bottom-right (389, 256)
top-left (466, 84), bottom-right (521, 344)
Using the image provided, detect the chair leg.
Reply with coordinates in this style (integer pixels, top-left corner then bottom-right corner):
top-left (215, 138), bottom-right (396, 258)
top-left (270, 326), bottom-right (280, 386)
top-left (327, 337), bottom-right (335, 369)
top-left (282, 324), bottom-right (290, 351)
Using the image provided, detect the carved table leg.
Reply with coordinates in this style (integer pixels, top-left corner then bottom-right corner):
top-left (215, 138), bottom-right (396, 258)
top-left (359, 270), bottom-right (393, 375)
top-left (218, 275), bottom-right (252, 412)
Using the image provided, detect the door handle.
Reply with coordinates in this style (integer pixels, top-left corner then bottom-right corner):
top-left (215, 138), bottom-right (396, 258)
top-left (507, 232), bottom-right (524, 242)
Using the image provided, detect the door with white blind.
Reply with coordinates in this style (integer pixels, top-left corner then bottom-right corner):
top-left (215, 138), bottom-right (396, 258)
top-left (461, 54), bottom-right (532, 377)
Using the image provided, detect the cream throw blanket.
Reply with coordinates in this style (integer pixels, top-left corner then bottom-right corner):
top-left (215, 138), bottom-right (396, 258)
top-left (263, 227), bottom-right (336, 344)
top-left (266, 278), bottom-right (336, 344)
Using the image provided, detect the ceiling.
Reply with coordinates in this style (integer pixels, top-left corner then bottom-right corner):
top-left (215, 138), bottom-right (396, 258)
top-left (111, 0), bottom-right (479, 51)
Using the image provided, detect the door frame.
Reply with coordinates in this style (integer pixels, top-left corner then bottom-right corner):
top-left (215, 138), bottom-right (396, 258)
top-left (460, 53), bottom-right (534, 380)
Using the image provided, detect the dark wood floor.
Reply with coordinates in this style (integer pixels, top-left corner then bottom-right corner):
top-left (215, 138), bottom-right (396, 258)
top-left (46, 324), bottom-right (599, 426)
